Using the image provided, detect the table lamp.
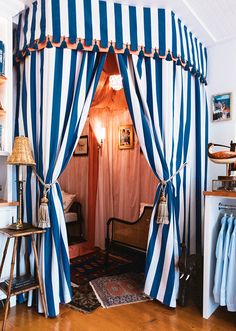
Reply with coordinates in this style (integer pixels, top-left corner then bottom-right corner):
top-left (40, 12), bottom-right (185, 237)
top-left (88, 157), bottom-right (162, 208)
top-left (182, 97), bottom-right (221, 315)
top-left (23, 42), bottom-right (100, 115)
top-left (7, 136), bottom-right (36, 230)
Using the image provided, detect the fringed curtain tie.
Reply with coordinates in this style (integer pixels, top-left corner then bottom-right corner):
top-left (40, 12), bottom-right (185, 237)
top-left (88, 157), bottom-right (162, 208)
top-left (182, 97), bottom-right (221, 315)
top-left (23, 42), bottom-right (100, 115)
top-left (156, 162), bottom-right (188, 225)
top-left (32, 168), bottom-right (58, 229)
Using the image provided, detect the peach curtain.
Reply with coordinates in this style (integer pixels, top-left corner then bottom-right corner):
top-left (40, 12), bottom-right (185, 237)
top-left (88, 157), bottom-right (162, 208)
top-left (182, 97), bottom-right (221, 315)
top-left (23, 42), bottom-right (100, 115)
top-left (89, 107), bottom-right (158, 249)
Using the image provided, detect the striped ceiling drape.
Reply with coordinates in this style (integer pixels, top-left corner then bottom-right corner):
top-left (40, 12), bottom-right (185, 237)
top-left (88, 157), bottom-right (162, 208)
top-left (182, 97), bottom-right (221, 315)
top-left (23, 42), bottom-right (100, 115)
top-left (14, 0), bottom-right (209, 317)
top-left (16, 0), bottom-right (207, 83)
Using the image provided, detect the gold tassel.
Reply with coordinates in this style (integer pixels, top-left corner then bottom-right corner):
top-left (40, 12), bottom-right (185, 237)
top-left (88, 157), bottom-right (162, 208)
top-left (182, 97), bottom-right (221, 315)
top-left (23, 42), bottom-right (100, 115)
top-left (156, 188), bottom-right (169, 225)
top-left (38, 189), bottom-right (50, 228)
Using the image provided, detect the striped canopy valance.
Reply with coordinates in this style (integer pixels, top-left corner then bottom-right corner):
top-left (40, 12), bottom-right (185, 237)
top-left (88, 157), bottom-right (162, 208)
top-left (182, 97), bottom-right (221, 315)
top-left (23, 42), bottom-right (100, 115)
top-left (15, 0), bottom-right (207, 81)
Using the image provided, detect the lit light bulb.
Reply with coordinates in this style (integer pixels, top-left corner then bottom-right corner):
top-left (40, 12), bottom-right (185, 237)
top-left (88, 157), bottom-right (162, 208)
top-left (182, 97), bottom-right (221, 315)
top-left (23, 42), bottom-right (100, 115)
top-left (109, 75), bottom-right (123, 91)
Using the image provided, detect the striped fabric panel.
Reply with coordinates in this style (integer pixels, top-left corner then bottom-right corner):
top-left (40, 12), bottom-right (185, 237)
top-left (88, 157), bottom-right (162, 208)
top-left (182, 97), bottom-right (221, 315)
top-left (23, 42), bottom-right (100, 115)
top-left (117, 53), bottom-right (208, 307)
top-left (16, 48), bottom-right (106, 317)
top-left (16, 0), bottom-right (207, 78)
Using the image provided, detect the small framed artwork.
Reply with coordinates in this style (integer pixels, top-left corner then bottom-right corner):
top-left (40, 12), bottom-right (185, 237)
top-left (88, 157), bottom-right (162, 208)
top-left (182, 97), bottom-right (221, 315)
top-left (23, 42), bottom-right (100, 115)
top-left (212, 93), bottom-right (231, 121)
top-left (119, 125), bottom-right (134, 150)
top-left (74, 135), bottom-right (88, 156)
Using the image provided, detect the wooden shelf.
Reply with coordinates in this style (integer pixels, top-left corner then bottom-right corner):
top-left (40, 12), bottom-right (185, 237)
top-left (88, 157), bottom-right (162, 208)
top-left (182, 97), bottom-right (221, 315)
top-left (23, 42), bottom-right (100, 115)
top-left (203, 191), bottom-right (236, 198)
top-left (0, 151), bottom-right (9, 157)
top-left (0, 200), bottom-right (19, 207)
top-left (0, 274), bottom-right (38, 296)
top-left (0, 75), bottom-right (7, 85)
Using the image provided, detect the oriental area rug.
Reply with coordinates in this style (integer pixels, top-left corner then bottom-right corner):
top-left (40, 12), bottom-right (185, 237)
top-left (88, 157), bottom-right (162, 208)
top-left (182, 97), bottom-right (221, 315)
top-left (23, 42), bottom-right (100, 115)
top-left (68, 250), bottom-right (134, 313)
top-left (89, 272), bottom-right (149, 308)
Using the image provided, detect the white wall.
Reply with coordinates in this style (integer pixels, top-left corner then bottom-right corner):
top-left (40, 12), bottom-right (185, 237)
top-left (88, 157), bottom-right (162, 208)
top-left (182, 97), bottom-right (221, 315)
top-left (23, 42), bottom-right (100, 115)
top-left (207, 39), bottom-right (236, 186)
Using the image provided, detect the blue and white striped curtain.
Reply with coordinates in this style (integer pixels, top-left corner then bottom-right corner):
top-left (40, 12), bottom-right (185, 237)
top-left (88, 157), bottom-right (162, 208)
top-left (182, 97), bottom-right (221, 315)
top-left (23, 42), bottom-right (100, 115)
top-left (16, 48), bottom-right (106, 316)
top-left (117, 53), bottom-right (208, 307)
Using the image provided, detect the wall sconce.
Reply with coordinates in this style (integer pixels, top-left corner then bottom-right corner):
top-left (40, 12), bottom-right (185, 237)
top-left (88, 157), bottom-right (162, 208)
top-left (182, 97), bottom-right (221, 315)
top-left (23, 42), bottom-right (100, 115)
top-left (98, 127), bottom-right (106, 150)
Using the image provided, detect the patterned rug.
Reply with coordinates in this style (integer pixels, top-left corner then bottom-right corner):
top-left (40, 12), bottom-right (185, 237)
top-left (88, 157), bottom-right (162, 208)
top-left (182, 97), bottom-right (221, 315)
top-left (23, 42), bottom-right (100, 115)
top-left (69, 250), bottom-right (133, 313)
top-left (90, 272), bottom-right (149, 308)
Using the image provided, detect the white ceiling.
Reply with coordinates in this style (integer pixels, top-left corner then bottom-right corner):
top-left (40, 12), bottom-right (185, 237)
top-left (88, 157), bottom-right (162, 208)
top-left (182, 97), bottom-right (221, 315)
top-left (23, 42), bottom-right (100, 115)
top-left (9, 0), bottom-right (236, 46)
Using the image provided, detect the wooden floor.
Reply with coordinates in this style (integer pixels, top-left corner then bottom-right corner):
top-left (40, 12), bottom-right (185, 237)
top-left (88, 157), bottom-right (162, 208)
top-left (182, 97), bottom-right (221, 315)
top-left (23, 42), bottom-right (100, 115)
top-left (1, 300), bottom-right (235, 331)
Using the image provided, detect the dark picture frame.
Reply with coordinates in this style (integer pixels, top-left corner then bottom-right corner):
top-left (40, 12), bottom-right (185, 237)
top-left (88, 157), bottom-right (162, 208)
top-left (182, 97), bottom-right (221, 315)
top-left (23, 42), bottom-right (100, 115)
top-left (119, 125), bottom-right (134, 150)
top-left (212, 93), bottom-right (231, 121)
top-left (74, 135), bottom-right (88, 156)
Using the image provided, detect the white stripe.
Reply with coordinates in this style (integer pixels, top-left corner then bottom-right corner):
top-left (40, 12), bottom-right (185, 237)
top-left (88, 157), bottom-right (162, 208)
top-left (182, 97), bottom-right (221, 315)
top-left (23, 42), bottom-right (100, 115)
top-left (121, 4), bottom-right (130, 45)
top-left (76, 0), bottom-right (85, 39)
top-left (107, 2), bottom-right (115, 43)
top-left (45, 0), bottom-right (53, 38)
top-left (42, 48), bottom-right (55, 179)
top-left (175, 15), bottom-right (181, 57)
top-left (91, 0), bottom-right (100, 41)
top-left (136, 6), bottom-right (145, 47)
top-left (26, 5), bottom-right (33, 44)
top-left (151, 7), bottom-right (158, 50)
top-left (187, 29), bottom-right (193, 65)
top-left (35, 0), bottom-right (41, 41)
top-left (60, 0), bottom-right (69, 38)
top-left (165, 9), bottom-right (172, 53)
top-left (181, 23), bottom-right (188, 61)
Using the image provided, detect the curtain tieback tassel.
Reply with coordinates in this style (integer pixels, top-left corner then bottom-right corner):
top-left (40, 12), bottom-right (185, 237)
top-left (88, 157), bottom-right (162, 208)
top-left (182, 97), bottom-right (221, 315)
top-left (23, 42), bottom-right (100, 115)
top-left (156, 187), bottom-right (169, 225)
top-left (156, 162), bottom-right (188, 225)
top-left (38, 188), bottom-right (50, 229)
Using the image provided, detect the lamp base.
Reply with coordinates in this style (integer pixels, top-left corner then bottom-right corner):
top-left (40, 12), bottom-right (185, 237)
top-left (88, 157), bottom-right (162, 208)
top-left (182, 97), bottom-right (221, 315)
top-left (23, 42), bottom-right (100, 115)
top-left (8, 223), bottom-right (32, 231)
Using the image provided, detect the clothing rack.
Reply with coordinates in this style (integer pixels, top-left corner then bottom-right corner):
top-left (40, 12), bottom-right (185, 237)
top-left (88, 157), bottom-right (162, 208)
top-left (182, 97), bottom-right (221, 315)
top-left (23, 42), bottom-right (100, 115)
top-left (218, 202), bottom-right (236, 211)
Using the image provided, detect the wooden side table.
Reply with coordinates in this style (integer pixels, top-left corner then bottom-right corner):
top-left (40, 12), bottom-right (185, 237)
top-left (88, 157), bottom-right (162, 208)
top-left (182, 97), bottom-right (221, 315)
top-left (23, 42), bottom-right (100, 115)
top-left (0, 226), bottom-right (47, 330)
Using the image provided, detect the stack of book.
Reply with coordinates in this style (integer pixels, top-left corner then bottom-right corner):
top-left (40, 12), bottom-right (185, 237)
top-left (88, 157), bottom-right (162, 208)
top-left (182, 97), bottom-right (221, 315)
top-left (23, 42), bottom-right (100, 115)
top-left (5, 275), bottom-right (36, 289)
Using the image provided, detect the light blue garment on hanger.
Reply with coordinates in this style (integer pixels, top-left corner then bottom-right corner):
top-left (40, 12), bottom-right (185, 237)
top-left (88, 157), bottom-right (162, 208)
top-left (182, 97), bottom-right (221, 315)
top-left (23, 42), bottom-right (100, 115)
top-left (213, 215), bottom-right (228, 303)
top-left (220, 215), bottom-right (234, 306)
top-left (226, 218), bottom-right (236, 311)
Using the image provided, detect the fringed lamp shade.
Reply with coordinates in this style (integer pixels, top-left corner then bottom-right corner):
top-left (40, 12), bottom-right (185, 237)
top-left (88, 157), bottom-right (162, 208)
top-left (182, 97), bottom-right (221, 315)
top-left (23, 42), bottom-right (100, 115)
top-left (7, 136), bottom-right (36, 166)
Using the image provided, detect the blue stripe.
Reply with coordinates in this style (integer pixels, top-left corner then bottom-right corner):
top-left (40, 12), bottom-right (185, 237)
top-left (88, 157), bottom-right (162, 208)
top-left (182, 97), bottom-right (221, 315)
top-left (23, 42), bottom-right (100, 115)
top-left (84, 0), bottom-right (93, 46)
top-left (155, 59), bottom-right (163, 135)
top-left (52, 0), bottom-right (61, 43)
top-left (195, 78), bottom-right (202, 253)
top-left (30, 52), bottom-right (37, 164)
top-left (47, 48), bottom-right (63, 182)
top-left (16, 14), bottom-right (22, 52)
top-left (14, 64), bottom-right (21, 136)
top-left (44, 225), bottom-right (55, 316)
top-left (23, 8), bottom-right (29, 49)
top-left (29, 2), bottom-right (37, 47)
top-left (158, 9), bottom-right (166, 56)
top-left (163, 253), bottom-right (175, 304)
top-left (129, 6), bottom-right (138, 51)
top-left (21, 64), bottom-right (28, 137)
top-left (178, 18), bottom-right (184, 61)
top-left (183, 71), bottom-right (191, 242)
top-left (171, 12), bottom-right (177, 58)
top-left (99, 1), bottom-right (108, 48)
top-left (144, 8), bottom-right (152, 54)
top-left (114, 3), bottom-right (123, 49)
top-left (204, 97), bottom-right (209, 191)
top-left (39, 0), bottom-right (46, 43)
top-left (68, 0), bottom-right (77, 44)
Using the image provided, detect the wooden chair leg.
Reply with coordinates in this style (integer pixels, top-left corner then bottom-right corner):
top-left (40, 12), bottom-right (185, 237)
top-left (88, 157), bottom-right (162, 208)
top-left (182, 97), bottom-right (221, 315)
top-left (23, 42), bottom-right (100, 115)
top-left (2, 238), bottom-right (18, 331)
top-left (31, 235), bottom-right (47, 318)
top-left (0, 238), bottom-right (10, 280)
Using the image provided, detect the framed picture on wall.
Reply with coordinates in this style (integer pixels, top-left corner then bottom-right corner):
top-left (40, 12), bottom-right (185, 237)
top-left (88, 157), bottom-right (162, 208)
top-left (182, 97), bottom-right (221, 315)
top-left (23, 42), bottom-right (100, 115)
top-left (212, 93), bottom-right (231, 121)
top-left (74, 135), bottom-right (88, 156)
top-left (119, 125), bottom-right (134, 150)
